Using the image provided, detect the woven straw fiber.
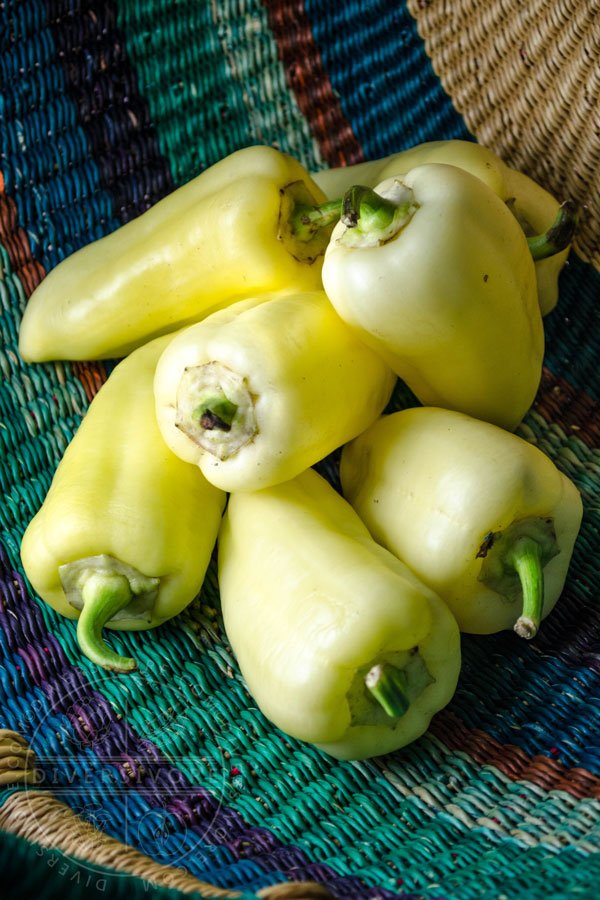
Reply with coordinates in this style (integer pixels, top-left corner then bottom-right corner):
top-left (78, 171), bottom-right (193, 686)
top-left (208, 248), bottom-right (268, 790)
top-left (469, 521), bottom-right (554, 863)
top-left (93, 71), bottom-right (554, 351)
top-left (1, 1), bottom-right (600, 899)
top-left (407, 0), bottom-right (600, 269)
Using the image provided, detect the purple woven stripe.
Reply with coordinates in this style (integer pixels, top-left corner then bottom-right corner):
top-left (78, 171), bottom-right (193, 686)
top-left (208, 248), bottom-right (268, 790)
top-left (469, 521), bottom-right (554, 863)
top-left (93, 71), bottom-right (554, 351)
top-left (44, 0), bottom-right (173, 225)
top-left (0, 541), bottom-right (416, 900)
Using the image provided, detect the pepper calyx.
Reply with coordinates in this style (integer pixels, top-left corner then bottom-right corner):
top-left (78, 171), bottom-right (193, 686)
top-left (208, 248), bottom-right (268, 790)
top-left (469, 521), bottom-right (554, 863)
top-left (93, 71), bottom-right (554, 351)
top-left (59, 555), bottom-right (161, 672)
top-left (477, 517), bottom-right (559, 639)
top-left (346, 648), bottom-right (433, 727)
top-left (279, 181), bottom-right (340, 263)
top-left (176, 361), bottom-right (257, 461)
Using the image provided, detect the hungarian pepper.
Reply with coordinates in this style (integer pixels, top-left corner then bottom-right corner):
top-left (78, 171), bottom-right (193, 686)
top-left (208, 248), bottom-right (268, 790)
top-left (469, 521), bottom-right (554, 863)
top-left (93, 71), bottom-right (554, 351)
top-left (153, 292), bottom-right (396, 492)
top-left (18, 146), bottom-right (340, 362)
top-left (340, 407), bottom-right (583, 637)
top-left (312, 139), bottom-right (575, 315)
top-left (218, 467), bottom-right (461, 760)
top-left (322, 163), bottom-right (545, 431)
top-left (20, 333), bottom-right (226, 672)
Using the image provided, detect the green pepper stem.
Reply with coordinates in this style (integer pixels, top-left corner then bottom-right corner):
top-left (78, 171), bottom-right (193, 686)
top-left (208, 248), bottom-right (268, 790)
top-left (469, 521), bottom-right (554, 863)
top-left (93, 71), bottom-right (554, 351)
top-left (508, 536), bottom-right (544, 639)
top-left (338, 184), bottom-right (416, 247)
top-left (527, 200), bottom-right (578, 260)
top-left (77, 572), bottom-right (136, 673)
top-left (289, 198), bottom-right (343, 242)
top-left (341, 185), bottom-right (397, 230)
top-left (365, 662), bottom-right (410, 718)
top-left (192, 393), bottom-right (238, 432)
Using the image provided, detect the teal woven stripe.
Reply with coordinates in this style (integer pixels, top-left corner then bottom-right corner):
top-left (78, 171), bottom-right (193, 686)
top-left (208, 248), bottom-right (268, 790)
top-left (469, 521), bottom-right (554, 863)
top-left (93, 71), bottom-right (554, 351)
top-left (115, 0), bottom-right (322, 186)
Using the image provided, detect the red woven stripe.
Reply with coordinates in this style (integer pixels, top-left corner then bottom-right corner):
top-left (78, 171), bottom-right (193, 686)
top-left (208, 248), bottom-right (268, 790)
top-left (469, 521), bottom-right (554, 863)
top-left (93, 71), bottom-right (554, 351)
top-left (0, 189), bottom-right (45, 296)
top-left (430, 710), bottom-right (600, 800)
top-left (263, 0), bottom-right (365, 167)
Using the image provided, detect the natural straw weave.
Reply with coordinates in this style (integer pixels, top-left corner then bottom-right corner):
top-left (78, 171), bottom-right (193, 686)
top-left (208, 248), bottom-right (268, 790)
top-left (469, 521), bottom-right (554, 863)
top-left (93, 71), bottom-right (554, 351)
top-left (1, 1), bottom-right (600, 899)
top-left (407, 0), bottom-right (600, 268)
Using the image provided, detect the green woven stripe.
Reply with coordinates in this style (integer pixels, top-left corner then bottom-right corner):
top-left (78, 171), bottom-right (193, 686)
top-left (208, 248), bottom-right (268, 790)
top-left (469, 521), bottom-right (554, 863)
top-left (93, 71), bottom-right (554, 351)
top-left (115, 0), bottom-right (323, 186)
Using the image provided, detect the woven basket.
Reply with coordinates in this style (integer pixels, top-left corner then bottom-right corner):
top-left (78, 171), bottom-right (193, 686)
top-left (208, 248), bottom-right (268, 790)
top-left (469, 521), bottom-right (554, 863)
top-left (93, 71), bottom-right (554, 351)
top-left (1, 1), bottom-right (600, 898)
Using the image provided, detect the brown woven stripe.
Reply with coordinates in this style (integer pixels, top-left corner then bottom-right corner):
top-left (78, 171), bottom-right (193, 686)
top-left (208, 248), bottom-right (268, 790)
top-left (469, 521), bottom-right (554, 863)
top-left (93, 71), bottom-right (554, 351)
top-left (0, 181), bottom-right (45, 296)
top-left (71, 360), bottom-right (110, 403)
top-left (534, 366), bottom-right (600, 448)
top-left (430, 711), bottom-right (600, 799)
top-left (263, 0), bottom-right (365, 167)
top-left (407, 0), bottom-right (600, 270)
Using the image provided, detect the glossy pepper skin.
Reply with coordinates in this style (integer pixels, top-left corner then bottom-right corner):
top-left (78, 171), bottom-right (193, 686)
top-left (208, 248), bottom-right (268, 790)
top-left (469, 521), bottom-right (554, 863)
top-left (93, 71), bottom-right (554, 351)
top-left (312, 139), bottom-right (571, 315)
top-left (340, 407), bottom-right (583, 637)
top-left (20, 333), bottom-right (226, 672)
top-left (154, 291), bottom-right (396, 492)
top-left (322, 163), bottom-right (544, 432)
top-left (218, 467), bottom-right (460, 760)
top-left (18, 146), bottom-right (335, 362)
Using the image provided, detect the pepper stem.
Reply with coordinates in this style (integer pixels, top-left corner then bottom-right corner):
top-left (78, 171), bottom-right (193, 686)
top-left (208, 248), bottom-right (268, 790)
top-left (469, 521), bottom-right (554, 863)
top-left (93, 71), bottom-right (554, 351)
top-left (342, 185), bottom-right (398, 230)
top-left (365, 662), bottom-right (410, 718)
top-left (527, 200), bottom-right (578, 260)
top-left (77, 572), bottom-right (136, 673)
top-left (192, 393), bottom-right (238, 432)
top-left (507, 537), bottom-right (544, 639)
top-left (338, 184), bottom-right (417, 247)
top-left (289, 198), bottom-right (343, 242)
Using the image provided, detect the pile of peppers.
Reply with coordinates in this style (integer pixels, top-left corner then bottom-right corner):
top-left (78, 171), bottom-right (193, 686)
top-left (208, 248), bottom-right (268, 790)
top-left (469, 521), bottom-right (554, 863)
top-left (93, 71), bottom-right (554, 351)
top-left (19, 140), bottom-right (582, 761)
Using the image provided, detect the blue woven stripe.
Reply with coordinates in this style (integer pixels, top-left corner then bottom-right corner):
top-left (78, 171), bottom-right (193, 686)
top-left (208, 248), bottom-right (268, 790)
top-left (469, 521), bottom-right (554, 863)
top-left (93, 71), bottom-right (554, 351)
top-left (304, 0), bottom-right (471, 160)
top-left (542, 256), bottom-right (600, 402)
top-left (0, 0), bottom-right (121, 271)
top-left (456, 630), bottom-right (600, 772)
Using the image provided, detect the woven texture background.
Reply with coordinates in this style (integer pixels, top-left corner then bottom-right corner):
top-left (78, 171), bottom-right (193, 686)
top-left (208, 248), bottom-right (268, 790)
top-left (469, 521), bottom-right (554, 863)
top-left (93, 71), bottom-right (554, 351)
top-left (1, 1), bottom-right (600, 899)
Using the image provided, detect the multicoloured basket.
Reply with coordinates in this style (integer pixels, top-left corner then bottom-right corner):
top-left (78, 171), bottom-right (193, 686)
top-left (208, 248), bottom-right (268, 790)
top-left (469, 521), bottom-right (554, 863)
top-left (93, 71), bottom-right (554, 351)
top-left (1, 1), bottom-right (600, 898)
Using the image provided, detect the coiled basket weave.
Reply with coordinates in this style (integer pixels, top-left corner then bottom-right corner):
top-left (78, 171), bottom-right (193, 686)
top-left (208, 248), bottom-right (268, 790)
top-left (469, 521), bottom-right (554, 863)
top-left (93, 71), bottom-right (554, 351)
top-left (1, 1), bottom-right (600, 898)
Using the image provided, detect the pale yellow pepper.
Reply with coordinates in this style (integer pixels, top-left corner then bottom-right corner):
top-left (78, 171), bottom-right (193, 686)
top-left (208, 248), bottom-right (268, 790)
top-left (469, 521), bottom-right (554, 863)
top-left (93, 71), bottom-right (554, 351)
top-left (322, 164), bottom-right (544, 432)
top-left (20, 333), bottom-right (226, 672)
top-left (19, 146), bottom-right (339, 361)
top-left (312, 139), bottom-right (573, 315)
top-left (153, 292), bottom-right (396, 492)
top-left (340, 407), bottom-right (583, 637)
top-left (218, 467), bottom-right (460, 760)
